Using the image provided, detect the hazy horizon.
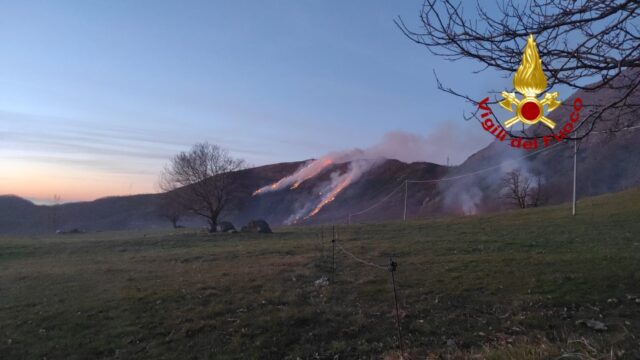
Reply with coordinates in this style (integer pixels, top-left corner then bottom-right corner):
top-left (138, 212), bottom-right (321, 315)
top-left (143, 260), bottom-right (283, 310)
top-left (0, 1), bottom-right (512, 203)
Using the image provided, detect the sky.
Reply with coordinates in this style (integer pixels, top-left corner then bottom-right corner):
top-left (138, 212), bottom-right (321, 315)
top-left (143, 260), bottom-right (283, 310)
top-left (0, 0), bottom-right (511, 203)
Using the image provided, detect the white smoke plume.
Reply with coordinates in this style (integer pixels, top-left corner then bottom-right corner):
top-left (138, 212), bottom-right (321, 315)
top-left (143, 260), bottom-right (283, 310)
top-left (284, 158), bottom-right (381, 224)
top-left (256, 123), bottom-right (490, 220)
top-left (257, 122), bottom-right (489, 195)
top-left (253, 151), bottom-right (365, 195)
top-left (440, 148), bottom-right (535, 215)
top-left (366, 123), bottom-right (490, 165)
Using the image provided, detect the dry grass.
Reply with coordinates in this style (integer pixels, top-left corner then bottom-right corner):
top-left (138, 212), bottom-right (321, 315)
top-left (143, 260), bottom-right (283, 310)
top-left (1, 189), bottom-right (640, 359)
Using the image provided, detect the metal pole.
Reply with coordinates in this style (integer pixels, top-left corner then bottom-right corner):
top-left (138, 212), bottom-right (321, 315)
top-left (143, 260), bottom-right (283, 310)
top-left (403, 180), bottom-right (408, 221)
top-left (572, 141), bottom-right (577, 216)
top-left (389, 257), bottom-right (404, 357)
top-left (331, 226), bottom-right (336, 281)
top-left (320, 227), bottom-right (324, 258)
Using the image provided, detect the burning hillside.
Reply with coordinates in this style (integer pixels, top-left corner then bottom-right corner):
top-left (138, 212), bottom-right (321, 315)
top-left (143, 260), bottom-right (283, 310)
top-left (253, 158), bottom-right (334, 195)
top-left (253, 151), bottom-right (382, 223)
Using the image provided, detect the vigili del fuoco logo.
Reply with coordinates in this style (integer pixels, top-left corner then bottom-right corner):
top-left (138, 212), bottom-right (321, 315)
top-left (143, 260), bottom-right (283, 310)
top-left (477, 35), bottom-right (583, 150)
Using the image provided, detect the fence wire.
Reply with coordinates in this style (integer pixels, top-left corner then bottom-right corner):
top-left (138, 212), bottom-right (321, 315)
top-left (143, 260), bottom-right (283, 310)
top-left (349, 182), bottom-right (406, 217)
top-left (335, 242), bottom-right (387, 271)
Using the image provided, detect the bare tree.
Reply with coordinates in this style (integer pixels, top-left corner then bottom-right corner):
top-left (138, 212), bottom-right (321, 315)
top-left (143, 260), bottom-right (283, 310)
top-left (503, 170), bottom-right (530, 209)
top-left (396, 0), bottom-right (640, 140)
top-left (158, 194), bottom-right (184, 229)
top-left (160, 142), bottom-right (245, 232)
top-left (502, 170), bottom-right (546, 209)
top-left (527, 174), bottom-right (546, 208)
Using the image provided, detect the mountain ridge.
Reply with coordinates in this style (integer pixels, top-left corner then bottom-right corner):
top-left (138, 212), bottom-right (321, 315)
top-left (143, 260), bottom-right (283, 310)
top-left (2, 71), bottom-right (639, 234)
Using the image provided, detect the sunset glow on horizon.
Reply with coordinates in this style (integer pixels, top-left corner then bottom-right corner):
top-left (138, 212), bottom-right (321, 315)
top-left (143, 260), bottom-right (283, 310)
top-left (1, 1), bottom-right (504, 203)
top-left (0, 161), bottom-right (158, 203)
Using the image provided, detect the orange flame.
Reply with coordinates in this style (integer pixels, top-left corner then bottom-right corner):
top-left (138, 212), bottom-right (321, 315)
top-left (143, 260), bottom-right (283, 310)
top-left (253, 158), bottom-right (334, 196)
top-left (290, 159), bottom-right (333, 189)
top-left (305, 173), bottom-right (354, 219)
top-left (252, 183), bottom-right (279, 196)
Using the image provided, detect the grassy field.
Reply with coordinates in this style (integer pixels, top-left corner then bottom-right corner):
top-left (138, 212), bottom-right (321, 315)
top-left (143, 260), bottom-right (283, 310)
top-left (1, 189), bottom-right (640, 359)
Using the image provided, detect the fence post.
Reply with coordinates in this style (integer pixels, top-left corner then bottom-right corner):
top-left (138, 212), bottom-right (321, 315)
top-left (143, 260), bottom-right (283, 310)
top-left (403, 180), bottom-right (408, 221)
top-left (331, 226), bottom-right (336, 282)
top-left (389, 257), bottom-right (404, 357)
top-left (320, 226), bottom-right (324, 259)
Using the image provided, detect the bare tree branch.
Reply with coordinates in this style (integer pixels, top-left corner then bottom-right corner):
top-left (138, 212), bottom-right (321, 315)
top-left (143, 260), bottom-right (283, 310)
top-left (397, 0), bottom-right (640, 140)
top-left (159, 142), bottom-right (245, 232)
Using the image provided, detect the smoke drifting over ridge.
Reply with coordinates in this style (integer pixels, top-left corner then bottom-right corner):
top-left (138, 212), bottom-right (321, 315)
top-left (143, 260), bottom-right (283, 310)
top-left (368, 123), bottom-right (490, 165)
top-left (254, 150), bottom-right (382, 223)
top-left (284, 158), bottom-right (381, 224)
top-left (254, 124), bottom-right (490, 221)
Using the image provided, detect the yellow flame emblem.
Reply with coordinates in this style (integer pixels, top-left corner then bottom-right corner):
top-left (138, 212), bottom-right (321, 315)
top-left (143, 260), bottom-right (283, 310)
top-left (500, 35), bottom-right (560, 129)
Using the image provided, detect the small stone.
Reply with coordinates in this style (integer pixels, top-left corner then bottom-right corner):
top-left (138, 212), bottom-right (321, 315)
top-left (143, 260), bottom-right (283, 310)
top-left (314, 276), bottom-right (329, 287)
top-left (446, 338), bottom-right (456, 347)
top-left (7, 339), bottom-right (12, 345)
top-left (576, 319), bottom-right (608, 331)
top-left (607, 298), bottom-right (618, 304)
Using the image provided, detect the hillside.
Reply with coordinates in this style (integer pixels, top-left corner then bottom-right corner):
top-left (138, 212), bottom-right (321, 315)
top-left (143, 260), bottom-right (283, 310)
top-left (1, 188), bottom-right (639, 358)
top-left (1, 71), bottom-right (639, 234)
top-left (411, 69), bottom-right (640, 218)
top-left (0, 159), bottom-right (447, 234)
top-left (0, 161), bottom-right (304, 234)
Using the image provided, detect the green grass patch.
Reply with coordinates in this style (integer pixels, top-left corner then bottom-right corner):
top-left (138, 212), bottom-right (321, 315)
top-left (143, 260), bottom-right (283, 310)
top-left (1, 189), bottom-right (640, 358)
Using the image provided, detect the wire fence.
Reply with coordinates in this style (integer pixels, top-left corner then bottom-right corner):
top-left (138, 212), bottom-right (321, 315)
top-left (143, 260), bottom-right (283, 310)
top-left (335, 242), bottom-right (387, 271)
top-left (348, 182), bottom-right (407, 219)
top-left (348, 140), bottom-right (565, 223)
top-left (320, 125), bottom-right (640, 358)
top-left (323, 227), bottom-right (406, 357)
top-left (348, 124), bottom-right (640, 223)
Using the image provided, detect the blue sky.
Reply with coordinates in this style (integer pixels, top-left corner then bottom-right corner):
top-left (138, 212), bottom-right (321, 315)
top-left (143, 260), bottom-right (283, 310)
top-left (0, 0), bottom-right (510, 202)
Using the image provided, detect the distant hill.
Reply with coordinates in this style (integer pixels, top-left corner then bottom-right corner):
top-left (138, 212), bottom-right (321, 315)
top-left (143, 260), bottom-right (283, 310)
top-left (0, 159), bottom-right (448, 234)
top-left (415, 69), bottom-right (640, 217)
top-left (0, 161), bottom-right (304, 234)
top-left (1, 71), bottom-right (639, 234)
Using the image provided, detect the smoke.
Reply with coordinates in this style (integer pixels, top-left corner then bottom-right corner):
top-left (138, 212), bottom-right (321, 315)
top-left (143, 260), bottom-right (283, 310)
top-left (253, 150), bottom-right (366, 195)
top-left (257, 122), bottom-right (489, 196)
top-left (439, 148), bottom-right (534, 215)
top-left (367, 123), bottom-right (490, 165)
top-left (307, 159), bottom-right (379, 218)
top-left (284, 158), bottom-right (382, 224)
top-left (257, 122), bottom-right (491, 220)
top-left (253, 157), bottom-right (332, 195)
top-left (459, 187), bottom-right (483, 215)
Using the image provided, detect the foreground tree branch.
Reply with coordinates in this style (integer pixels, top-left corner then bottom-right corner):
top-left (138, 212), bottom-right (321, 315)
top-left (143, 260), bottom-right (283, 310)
top-left (396, 0), bottom-right (640, 140)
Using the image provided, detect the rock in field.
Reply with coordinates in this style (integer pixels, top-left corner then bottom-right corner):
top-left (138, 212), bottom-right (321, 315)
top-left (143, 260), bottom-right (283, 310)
top-left (241, 219), bottom-right (272, 233)
top-left (216, 221), bottom-right (236, 232)
top-left (576, 319), bottom-right (608, 331)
